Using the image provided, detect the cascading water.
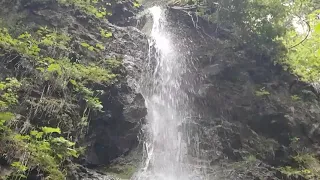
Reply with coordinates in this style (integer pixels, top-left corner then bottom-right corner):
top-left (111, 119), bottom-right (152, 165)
top-left (133, 6), bottom-right (205, 180)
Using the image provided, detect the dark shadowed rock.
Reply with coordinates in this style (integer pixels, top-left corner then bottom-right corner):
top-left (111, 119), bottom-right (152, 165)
top-left (161, 7), bottom-right (320, 180)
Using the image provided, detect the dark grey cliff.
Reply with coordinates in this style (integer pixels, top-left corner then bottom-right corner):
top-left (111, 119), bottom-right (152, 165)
top-left (1, 0), bottom-right (320, 179)
top-left (160, 7), bottom-right (320, 180)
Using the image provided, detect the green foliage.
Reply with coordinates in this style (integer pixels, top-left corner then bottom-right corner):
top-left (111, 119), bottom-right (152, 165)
top-left (57, 0), bottom-right (111, 18)
top-left (0, 112), bottom-right (14, 132)
top-left (81, 42), bottom-right (97, 51)
top-left (0, 29), bottom-right (40, 57)
top-left (279, 166), bottom-right (314, 179)
top-left (100, 28), bottom-right (113, 38)
top-left (279, 9), bottom-right (320, 83)
top-left (85, 96), bottom-right (103, 111)
top-left (81, 42), bottom-right (105, 51)
top-left (47, 63), bottom-right (63, 76)
top-left (279, 153), bottom-right (320, 179)
top-left (0, 20), bottom-right (120, 179)
top-left (255, 88), bottom-right (270, 96)
top-left (244, 155), bottom-right (257, 163)
top-left (193, 0), bottom-right (289, 54)
top-left (96, 43), bottom-right (105, 50)
top-left (291, 136), bottom-right (300, 143)
top-left (80, 42), bottom-right (90, 48)
top-left (133, 1), bottom-right (141, 8)
top-left (105, 57), bottom-right (122, 69)
top-left (0, 27), bottom-right (70, 59)
top-left (291, 95), bottom-right (301, 101)
top-left (42, 126), bottom-right (62, 134)
top-left (2, 125), bottom-right (80, 180)
top-left (37, 26), bottom-right (71, 50)
top-left (11, 161), bottom-right (28, 179)
top-left (0, 27), bottom-right (117, 117)
top-left (0, 78), bottom-right (21, 110)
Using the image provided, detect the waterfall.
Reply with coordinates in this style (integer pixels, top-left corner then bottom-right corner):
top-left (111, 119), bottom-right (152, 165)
top-left (133, 6), bottom-right (205, 180)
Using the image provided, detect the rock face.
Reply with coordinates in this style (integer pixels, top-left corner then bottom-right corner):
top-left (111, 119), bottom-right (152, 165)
top-left (0, 0), bottom-right (147, 179)
top-left (2, 0), bottom-right (320, 179)
top-left (82, 20), bottom-right (148, 167)
top-left (163, 7), bottom-right (320, 180)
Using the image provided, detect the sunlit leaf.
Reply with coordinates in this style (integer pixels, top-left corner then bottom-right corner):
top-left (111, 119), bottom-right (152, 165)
top-left (41, 127), bottom-right (61, 134)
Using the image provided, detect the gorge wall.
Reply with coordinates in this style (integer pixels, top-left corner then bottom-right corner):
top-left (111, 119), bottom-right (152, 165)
top-left (0, 0), bottom-right (320, 180)
top-left (161, 6), bottom-right (320, 180)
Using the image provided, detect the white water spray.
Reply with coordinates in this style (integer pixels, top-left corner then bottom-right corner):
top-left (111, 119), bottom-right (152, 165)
top-left (133, 6), bottom-right (205, 180)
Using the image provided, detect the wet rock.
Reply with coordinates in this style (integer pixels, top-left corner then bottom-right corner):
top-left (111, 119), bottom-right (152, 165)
top-left (164, 7), bottom-right (320, 179)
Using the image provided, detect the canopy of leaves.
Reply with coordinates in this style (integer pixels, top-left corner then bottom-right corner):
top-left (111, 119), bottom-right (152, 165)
top-left (190, 0), bottom-right (320, 82)
top-left (280, 9), bottom-right (320, 83)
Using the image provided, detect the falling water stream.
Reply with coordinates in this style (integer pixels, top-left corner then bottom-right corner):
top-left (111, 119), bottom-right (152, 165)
top-left (133, 6), bottom-right (204, 180)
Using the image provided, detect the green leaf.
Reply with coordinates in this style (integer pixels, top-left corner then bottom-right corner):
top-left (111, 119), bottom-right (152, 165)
top-left (104, 32), bottom-right (112, 38)
top-left (67, 148), bottom-right (79, 157)
top-left (41, 127), bottom-right (61, 134)
top-left (80, 42), bottom-right (90, 47)
top-left (69, 79), bottom-right (77, 86)
top-left (11, 161), bottom-right (28, 172)
top-left (47, 63), bottom-right (62, 75)
top-left (51, 137), bottom-right (75, 147)
top-left (14, 134), bottom-right (31, 141)
top-left (0, 112), bottom-right (14, 121)
top-left (96, 43), bottom-right (105, 50)
top-left (30, 130), bottom-right (38, 136)
top-left (30, 130), bottom-right (43, 139)
top-left (38, 141), bottom-right (51, 151)
top-left (315, 23), bottom-right (320, 33)
top-left (133, 2), bottom-right (141, 8)
top-left (88, 46), bottom-right (95, 51)
top-left (57, 153), bottom-right (63, 159)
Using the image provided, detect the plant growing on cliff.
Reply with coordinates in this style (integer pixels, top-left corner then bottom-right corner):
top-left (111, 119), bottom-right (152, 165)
top-left (100, 28), bottom-right (113, 38)
top-left (0, 20), bottom-right (119, 178)
top-left (0, 77), bottom-right (79, 179)
top-left (57, 0), bottom-right (111, 18)
top-left (279, 153), bottom-right (320, 179)
top-left (0, 78), bottom-right (21, 109)
top-left (279, 9), bottom-right (320, 83)
top-left (0, 27), bottom-right (115, 119)
top-left (291, 95), bottom-right (301, 101)
top-left (3, 126), bottom-right (80, 180)
top-left (255, 87), bottom-right (270, 97)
